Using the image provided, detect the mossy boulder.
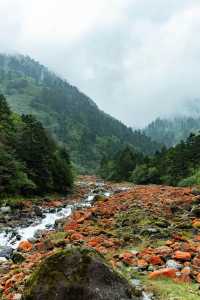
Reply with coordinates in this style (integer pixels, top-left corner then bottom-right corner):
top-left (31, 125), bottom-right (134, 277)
top-left (23, 246), bottom-right (140, 300)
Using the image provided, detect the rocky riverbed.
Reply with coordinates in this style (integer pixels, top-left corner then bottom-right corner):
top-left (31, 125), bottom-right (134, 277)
top-left (1, 178), bottom-right (200, 299)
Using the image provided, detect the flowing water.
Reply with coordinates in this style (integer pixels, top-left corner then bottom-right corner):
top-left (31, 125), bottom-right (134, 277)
top-left (0, 191), bottom-right (100, 249)
top-left (0, 182), bottom-right (152, 299)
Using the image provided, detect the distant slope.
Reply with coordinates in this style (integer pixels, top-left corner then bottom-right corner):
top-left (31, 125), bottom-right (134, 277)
top-left (0, 54), bottom-right (160, 172)
top-left (144, 117), bottom-right (200, 148)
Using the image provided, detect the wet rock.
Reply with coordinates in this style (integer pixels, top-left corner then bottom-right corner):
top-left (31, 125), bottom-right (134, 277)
top-left (0, 206), bottom-right (11, 214)
top-left (33, 206), bottom-right (43, 217)
top-left (13, 294), bottom-right (22, 300)
top-left (54, 218), bottom-right (66, 230)
top-left (154, 219), bottom-right (170, 228)
top-left (23, 247), bottom-right (141, 300)
top-left (191, 206), bottom-right (200, 218)
top-left (166, 259), bottom-right (182, 270)
top-left (0, 246), bottom-right (13, 259)
top-left (192, 188), bottom-right (200, 196)
top-left (11, 251), bottom-right (25, 264)
top-left (196, 273), bottom-right (200, 283)
top-left (0, 261), bottom-right (12, 273)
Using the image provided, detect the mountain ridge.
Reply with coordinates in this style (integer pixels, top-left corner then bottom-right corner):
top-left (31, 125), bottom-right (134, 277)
top-left (0, 53), bottom-right (160, 172)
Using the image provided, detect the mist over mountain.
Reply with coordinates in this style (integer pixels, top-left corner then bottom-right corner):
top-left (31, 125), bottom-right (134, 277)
top-left (0, 54), bottom-right (160, 172)
top-left (144, 115), bottom-right (200, 147)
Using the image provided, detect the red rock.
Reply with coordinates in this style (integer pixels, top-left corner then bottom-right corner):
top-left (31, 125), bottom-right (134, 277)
top-left (192, 219), bottom-right (200, 229)
top-left (197, 273), bottom-right (200, 283)
top-left (119, 251), bottom-right (135, 265)
top-left (95, 246), bottom-right (108, 254)
top-left (194, 235), bottom-right (200, 242)
top-left (64, 222), bottom-right (79, 231)
top-left (149, 255), bottom-right (164, 266)
top-left (35, 242), bottom-right (45, 251)
top-left (18, 240), bottom-right (32, 252)
top-left (192, 256), bottom-right (200, 267)
top-left (174, 251), bottom-right (191, 261)
top-left (149, 268), bottom-right (177, 279)
top-left (137, 259), bottom-right (148, 269)
top-left (50, 200), bottom-right (63, 207)
top-left (70, 232), bottom-right (84, 241)
top-left (165, 240), bottom-right (173, 246)
top-left (154, 246), bottom-right (172, 257)
top-left (87, 237), bottom-right (103, 248)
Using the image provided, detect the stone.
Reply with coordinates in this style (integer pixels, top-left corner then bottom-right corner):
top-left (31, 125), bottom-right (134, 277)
top-left (174, 251), bottom-right (191, 261)
top-left (33, 206), bottom-right (43, 217)
top-left (149, 268), bottom-right (177, 280)
top-left (197, 273), bottom-right (200, 283)
top-left (13, 293), bottom-right (22, 300)
top-left (166, 259), bottom-right (182, 270)
top-left (22, 247), bottom-right (141, 300)
top-left (11, 251), bottom-right (25, 264)
top-left (0, 246), bottom-right (13, 259)
top-left (192, 219), bottom-right (200, 229)
top-left (0, 206), bottom-right (11, 214)
top-left (149, 255), bottom-right (164, 266)
top-left (137, 259), bottom-right (148, 269)
top-left (191, 206), bottom-right (200, 218)
top-left (192, 188), bottom-right (200, 196)
top-left (18, 240), bottom-right (33, 252)
top-left (119, 251), bottom-right (136, 265)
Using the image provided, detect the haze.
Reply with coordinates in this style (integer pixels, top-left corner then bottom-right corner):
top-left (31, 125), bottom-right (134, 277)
top-left (1, 0), bottom-right (200, 127)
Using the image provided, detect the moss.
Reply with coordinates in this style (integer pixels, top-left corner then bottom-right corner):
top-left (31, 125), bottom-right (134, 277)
top-left (142, 277), bottom-right (200, 300)
top-left (23, 246), bottom-right (138, 300)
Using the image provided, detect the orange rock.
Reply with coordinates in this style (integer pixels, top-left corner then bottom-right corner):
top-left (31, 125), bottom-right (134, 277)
top-left (154, 246), bottom-right (172, 257)
top-left (70, 232), bottom-right (84, 241)
top-left (174, 251), bottom-right (191, 261)
top-left (64, 222), bottom-right (79, 231)
top-left (194, 235), bottom-right (200, 242)
top-left (95, 246), bottom-right (108, 255)
top-left (192, 256), bottom-right (200, 267)
top-left (192, 219), bottom-right (200, 229)
top-left (197, 273), bottom-right (200, 283)
top-left (149, 255), bottom-right (164, 266)
top-left (149, 268), bottom-right (177, 279)
top-left (35, 242), bottom-right (45, 251)
top-left (119, 251), bottom-right (135, 265)
top-left (165, 240), bottom-right (173, 246)
top-left (137, 259), bottom-right (148, 269)
top-left (18, 240), bottom-right (33, 252)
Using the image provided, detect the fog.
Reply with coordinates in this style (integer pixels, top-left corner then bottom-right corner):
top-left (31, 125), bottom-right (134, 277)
top-left (1, 0), bottom-right (200, 127)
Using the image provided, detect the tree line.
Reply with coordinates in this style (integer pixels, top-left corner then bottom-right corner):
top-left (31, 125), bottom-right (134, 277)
top-left (99, 133), bottom-right (200, 187)
top-left (0, 94), bottom-right (73, 197)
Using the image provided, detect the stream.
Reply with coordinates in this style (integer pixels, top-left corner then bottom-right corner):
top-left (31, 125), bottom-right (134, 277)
top-left (0, 183), bottom-right (109, 250)
top-left (0, 180), bottom-right (152, 300)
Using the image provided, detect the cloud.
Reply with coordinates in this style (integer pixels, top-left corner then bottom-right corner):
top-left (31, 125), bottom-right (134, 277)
top-left (0, 0), bottom-right (200, 126)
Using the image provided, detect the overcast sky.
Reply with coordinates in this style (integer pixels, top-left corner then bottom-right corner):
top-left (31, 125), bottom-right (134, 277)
top-left (1, 0), bottom-right (200, 127)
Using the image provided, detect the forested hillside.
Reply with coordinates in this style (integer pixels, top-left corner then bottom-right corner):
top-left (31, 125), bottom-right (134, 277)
top-left (144, 117), bottom-right (200, 147)
top-left (0, 94), bottom-right (73, 197)
top-left (100, 132), bottom-right (200, 187)
top-left (0, 54), bottom-right (160, 172)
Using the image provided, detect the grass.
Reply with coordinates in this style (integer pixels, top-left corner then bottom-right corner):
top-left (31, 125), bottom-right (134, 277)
top-left (142, 278), bottom-right (200, 300)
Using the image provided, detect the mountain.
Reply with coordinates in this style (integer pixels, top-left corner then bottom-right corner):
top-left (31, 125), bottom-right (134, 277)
top-left (0, 54), bottom-right (160, 172)
top-left (144, 116), bottom-right (200, 148)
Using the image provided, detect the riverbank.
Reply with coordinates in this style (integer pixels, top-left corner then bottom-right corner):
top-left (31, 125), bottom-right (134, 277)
top-left (1, 179), bottom-right (200, 299)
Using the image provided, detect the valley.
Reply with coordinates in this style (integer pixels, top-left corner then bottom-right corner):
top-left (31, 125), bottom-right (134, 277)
top-left (1, 177), bottom-right (200, 299)
top-left (1, 54), bottom-right (200, 299)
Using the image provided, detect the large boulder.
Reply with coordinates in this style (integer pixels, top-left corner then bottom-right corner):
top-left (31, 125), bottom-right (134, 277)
top-left (23, 246), bottom-right (140, 300)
